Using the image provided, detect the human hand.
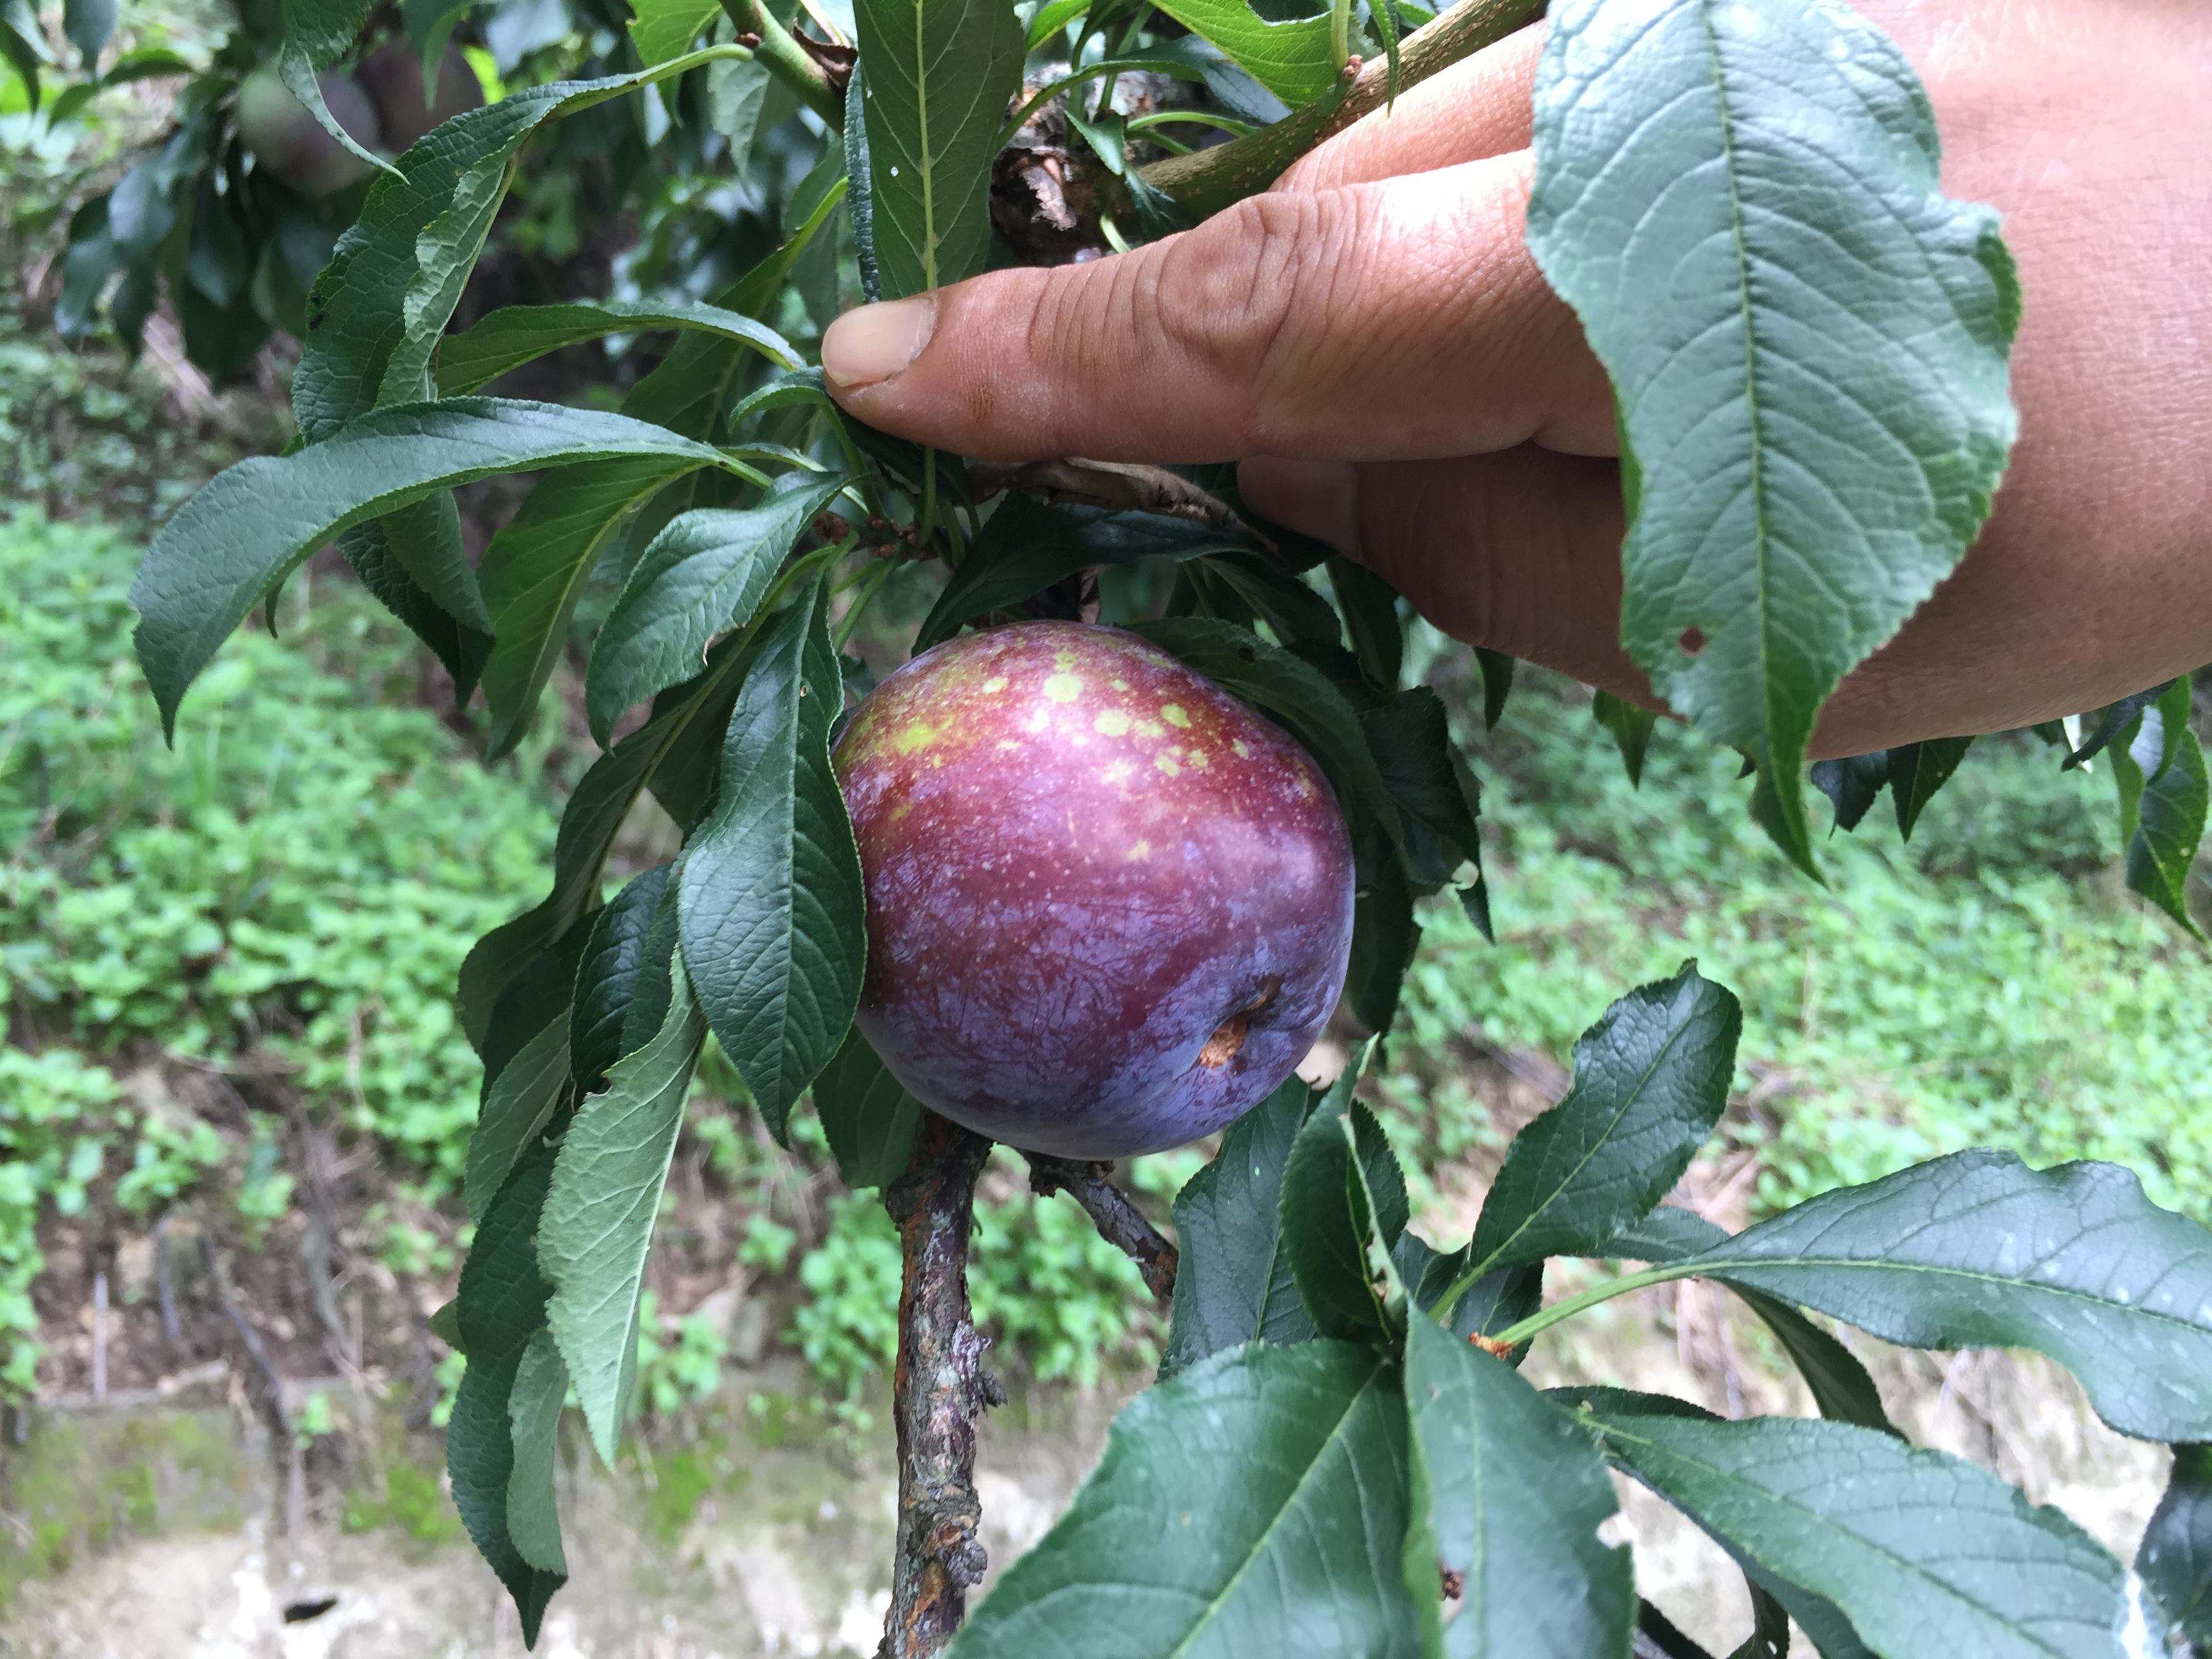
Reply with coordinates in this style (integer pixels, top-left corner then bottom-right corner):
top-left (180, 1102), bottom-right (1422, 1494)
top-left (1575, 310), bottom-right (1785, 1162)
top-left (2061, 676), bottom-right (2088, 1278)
top-left (821, 1), bottom-right (2212, 756)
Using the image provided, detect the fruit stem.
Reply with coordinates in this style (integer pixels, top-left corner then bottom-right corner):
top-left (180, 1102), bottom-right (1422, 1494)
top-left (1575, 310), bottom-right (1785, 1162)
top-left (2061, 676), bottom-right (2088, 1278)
top-left (1024, 1155), bottom-right (1180, 1303)
top-left (879, 1113), bottom-right (998, 1659)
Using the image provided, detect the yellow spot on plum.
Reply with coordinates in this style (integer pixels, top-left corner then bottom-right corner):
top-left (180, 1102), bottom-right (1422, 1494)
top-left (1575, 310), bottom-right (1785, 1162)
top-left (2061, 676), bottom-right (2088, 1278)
top-left (1232, 739), bottom-right (1250, 758)
top-left (1094, 710), bottom-right (1132, 737)
top-left (1155, 754), bottom-right (1181, 777)
top-left (1162, 703), bottom-right (1191, 729)
top-left (1126, 840), bottom-right (1151, 860)
top-left (982, 675), bottom-right (1008, 693)
top-left (1134, 719), bottom-right (1164, 739)
top-left (1188, 750), bottom-right (1208, 768)
top-left (1054, 650), bottom-right (1077, 670)
top-left (1044, 673), bottom-right (1082, 703)
top-left (890, 802), bottom-right (914, 821)
top-left (1111, 678), bottom-right (1129, 691)
top-left (998, 739), bottom-right (1022, 751)
top-left (1102, 760), bottom-right (1134, 785)
top-left (893, 721), bottom-right (938, 754)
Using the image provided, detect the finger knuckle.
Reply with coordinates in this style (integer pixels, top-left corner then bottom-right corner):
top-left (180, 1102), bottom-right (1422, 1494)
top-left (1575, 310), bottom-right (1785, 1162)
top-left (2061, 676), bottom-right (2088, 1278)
top-left (1151, 193), bottom-right (1359, 446)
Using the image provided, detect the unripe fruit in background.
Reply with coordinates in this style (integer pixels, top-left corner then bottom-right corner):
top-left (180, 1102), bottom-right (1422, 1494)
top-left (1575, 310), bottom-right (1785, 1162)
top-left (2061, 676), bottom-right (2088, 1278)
top-left (234, 65), bottom-right (384, 197)
top-left (834, 622), bottom-right (1356, 1159)
top-left (354, 41), bottom-right (484, 154)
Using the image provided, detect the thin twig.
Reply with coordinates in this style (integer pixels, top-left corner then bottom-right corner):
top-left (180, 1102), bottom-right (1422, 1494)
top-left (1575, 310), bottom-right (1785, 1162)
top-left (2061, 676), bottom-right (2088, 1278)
top-left (1023, 1155), bottom-right (1179, 1304)
top-left (879, 1113), bottom-right (998, 1659)
top-left (1137, 0), bottom-right (1543, 213)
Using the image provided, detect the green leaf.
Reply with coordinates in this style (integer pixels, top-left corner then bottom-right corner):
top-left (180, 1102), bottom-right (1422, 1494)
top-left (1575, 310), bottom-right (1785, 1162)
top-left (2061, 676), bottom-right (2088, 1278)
top-left (1595, 1206), bottom-right (1896, 1436)
top-left (1162, 1076), bottom-right (1320, 1378)
top-left (1732, 1288), bottom-right (1896, 1438)
top-left (1145, 0), bottom-right (1336, 105)
top-left (1197, 552), bottom-right (1345, 651)
top-left (843, 56), bottom-right (880, 300)
top-left (506, 1328), bottom-right (570, 1576)
top-left (1280, 1072), bottom-right (1408, 1343)
top-left (2111, 678), bottom-right (2207, 937)
top-left (457, 634), bottom-right (755, 1046)
top-left (541, 958), bottom-right (709, 1463)
top-left (2138, 1443), bottom-right (2212, 1647)
top-left (1591, 691), bottom-right (1656, 788)
top-left (1527, 0), bottom-right (2020, 872)
top-left (1636, 1602), bottom-right (1718, 1659)
top-left (1468, 964), bottom-right (1740, 1277)
top-left (678, 581), bottom-right (867, 1138)
top-left (1402, 1317), bottom-right (1633, 1658)
top-left (355, 479), bottom-right (493, 633)
top-left (447, 1143), bottom-right (565, 1642)
top-left (916, 497), bottom-right (1251, 651)
top-left (1811, 751), bottom-right (1889, 834)
top-left (62, 0), bottom-right (115, 67)
top-left (1361, 686), bottom-right (1481, 887)
top-left (810, 1027), bottom-right (923, 1189)
top-left (621, 884), bottom-right (685, 1057)
top-left (1393, 1234), bottom-right (1541, 1358)
top-left (1729, 1586), bottom-right (1793, 1659)
top-left (293, 62), bottom-right (731, 438)
top-left (478, 456), bottom-right (720, 759)
top-left (1684, 1149), bottom-right (2212, 1442)
top-left (630, 0), bottom-right (722, 63)
top-left (1326, 556), bottom-right (1402, 691)
top-left (336, 514), bottom-right (493, 696)
top-left (587, 473), bottom-right (851, 743)
top-left (1579, 1404), bottom-right (2128, 1658)
top-left (2065, 683), bottom-right (2171, 772)
top-left (1472, 649), bottom-right (1513, 731)
top-left (848, 0), bottom-right (1023, 296)
top-left (571, 864), bottom-right (676, 1087)
top-left (949, 1342), bottom-right (1420, 1658)
top-left (131, 398), bottom-right (735, 737)
top-left (436, 298), bottom-right (801, 396)
top-left (1, 4), bottom-right (45, 113)
top-left (1346, 851), bottom-right (1419, 1036)
top-left (1887, 736), bottom-right (1974, 839)
top-left (464, 1010), bottom-right (573, 1223)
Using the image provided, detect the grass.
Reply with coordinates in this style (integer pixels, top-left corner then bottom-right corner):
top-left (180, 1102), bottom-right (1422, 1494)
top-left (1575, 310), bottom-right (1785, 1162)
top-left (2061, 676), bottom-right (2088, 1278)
top-left (1383, 640), bottom-right (2212, 1222)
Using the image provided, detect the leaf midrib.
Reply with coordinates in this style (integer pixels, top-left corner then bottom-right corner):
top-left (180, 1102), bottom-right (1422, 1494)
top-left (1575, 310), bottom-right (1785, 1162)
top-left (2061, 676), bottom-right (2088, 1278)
top-left (1471, 989), bottom-right (1707, 1278)
top-left (1164, 1356), bottom-right (1387, 1658)
top-left (1695, 0), bottom-right (1779, 768)
top-left (1700, 1250), bottom-right (2212, 1341)
top-left (1595, 1417), bottom-right (2100, 1658)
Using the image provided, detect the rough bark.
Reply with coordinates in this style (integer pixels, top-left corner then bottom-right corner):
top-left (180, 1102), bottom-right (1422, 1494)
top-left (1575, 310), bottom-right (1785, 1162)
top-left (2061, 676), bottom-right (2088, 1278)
top-left (1024, 1155), bottom-right (1179, 1303)
top-left (878, 1113), bottom-right (998, 1659)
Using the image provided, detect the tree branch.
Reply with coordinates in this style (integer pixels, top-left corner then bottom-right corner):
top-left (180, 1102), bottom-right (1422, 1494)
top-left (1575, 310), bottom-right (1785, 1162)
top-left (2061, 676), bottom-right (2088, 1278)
top-left (1136, 0), bottom-right (1544, 216)
top-left (716, 0), bottom-right (843, 123)
top-left (879, 1113), bottom-right (998, 1659)
top-left (1024, 1155), bottom-right (1179, 1304)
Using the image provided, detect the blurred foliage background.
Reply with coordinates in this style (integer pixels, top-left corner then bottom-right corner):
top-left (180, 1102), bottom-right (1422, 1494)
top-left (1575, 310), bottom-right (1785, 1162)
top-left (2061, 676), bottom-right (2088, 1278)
top-left (2, 0), bottom-right (2207, 1470)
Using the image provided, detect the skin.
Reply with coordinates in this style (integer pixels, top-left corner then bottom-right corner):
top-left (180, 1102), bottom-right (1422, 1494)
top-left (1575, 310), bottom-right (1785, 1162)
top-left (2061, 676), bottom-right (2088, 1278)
top-left (820, 0), bottom-right (2212, 758)
top-left (834, 623), bottom-right (1355, 1158)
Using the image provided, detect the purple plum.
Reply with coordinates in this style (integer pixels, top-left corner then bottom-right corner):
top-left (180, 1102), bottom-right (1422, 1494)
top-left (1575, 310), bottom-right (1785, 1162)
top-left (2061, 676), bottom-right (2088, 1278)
top-left (834, 621), bottom-right (1355, 1158)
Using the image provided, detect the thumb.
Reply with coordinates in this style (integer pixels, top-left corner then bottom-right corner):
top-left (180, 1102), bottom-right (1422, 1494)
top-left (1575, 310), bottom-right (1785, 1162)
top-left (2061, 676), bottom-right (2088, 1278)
top-left (820, 156), bottom-right (1610, 464)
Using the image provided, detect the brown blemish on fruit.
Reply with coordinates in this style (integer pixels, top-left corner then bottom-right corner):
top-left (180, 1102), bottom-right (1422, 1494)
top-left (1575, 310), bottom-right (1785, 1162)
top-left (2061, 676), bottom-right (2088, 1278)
top-left (1195, 1015), bottom-right (1248, 1069)
top-left (1196, 979), bottom-right (1282, 1069)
